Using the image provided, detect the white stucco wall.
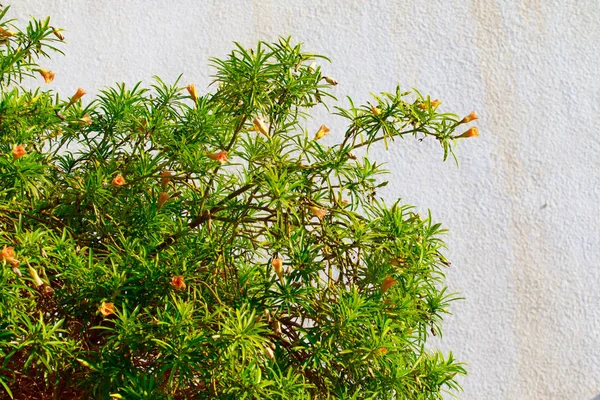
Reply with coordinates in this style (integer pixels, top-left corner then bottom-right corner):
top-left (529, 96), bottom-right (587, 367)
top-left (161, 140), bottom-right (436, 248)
top-left (10, 1), bottom-right (600, 399)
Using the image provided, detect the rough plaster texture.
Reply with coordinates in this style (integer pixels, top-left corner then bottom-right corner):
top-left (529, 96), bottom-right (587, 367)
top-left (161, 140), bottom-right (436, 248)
top-left (10, 1), bottom-right (600, 399)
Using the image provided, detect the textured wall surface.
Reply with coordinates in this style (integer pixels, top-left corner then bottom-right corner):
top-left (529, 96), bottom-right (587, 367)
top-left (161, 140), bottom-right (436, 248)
top-left (10, 1), bottom-right (600, 399)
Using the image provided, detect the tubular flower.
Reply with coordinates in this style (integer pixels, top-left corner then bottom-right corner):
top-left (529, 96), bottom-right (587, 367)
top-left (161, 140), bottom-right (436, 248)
top-left (69, 88), bottom-right (86, 105)
top-left (455, 126), bottom-right (479, 139)
top-left (371, 106), bottom-right (381, 116)
top-left (208, 150), bottom-right (228, 164)
top-left (1, 246), bottom-right (19, 266)
top-left (271, 257), bottom-right (284, 280)
top-left (37, 69), bottom-right (55, 84)
top-left (310, 206), bottom-right (328, 220)
top-left (80, 113), bottom-right (92, 125)
top-left (314, 124), bottom-right (330, 141)
top-left (381, 276), bottom-right (396, 293)
top-left (252, 116), bottom-right (270, 137)
top-left (419, 99), bottom-right (441, 110)
top-left (112, 174), bottom-right (126, 187)
top-left (158, 192), bottom-right (170, 209)
top-left (170, 275), bottom-right (186, 290)
top-left (0, 27), bottom-right (16, 37)
top-left (160, 171), bottom-right (172, 189)
top-left (323, 76), bottom-right (338, 86)
top-left (98, 302), bottom-right (115, 317)
top-left (186, 84), bottom-right (198, 102)
top-left (51, 26), bottom-right (65, 41)
top-left (12, 144), bottom-right (27, 160)
top-left (458, 110), bottom-right (478, 125)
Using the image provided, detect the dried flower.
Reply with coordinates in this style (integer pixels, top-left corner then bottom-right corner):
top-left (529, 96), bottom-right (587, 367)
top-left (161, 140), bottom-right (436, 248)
top-left (51, 26), bottom-right (65, 41)
top-left (112, 174), bottom-right (126, 187)
top-left (458, 110), bottom-right (478, 125)
top-left (323, 76), bottom-right (338, 86)
top-left (264, 345), bottom-right (275, 361)
top-left (455, 126), bottom-right (479, 139)
top-left (98, 302), bottom-right (115, 317)
top-left (314, 124), bottom-right (330, 141)
top-left (186, 84), bottom-right (198, 102)
top-left (170, 275), bottom-right (186, 290)
top-left (309, 206), bottom-right (328, 220)
top-left (158, 192), bottom-right (170, 209)
top-left (12, 144), bottom-right (27, 160)
top-left (307, 61), bottom-right (317, 73)
top-left (252, 116), bottom-right (270, 137)
top-left (381, 276), bottom-right (396, 293)
top-left (160, 171), bottom-right (172, 189)
top-left (1, 246), bottom-right (17, 264)
top-left (37, 69), bottom-right (55, 84)
top-left (69, 88), bottom-right (86, 105)
top-left (271, 257), bottom-right (284, 280)
top-left (371, 106), bottom-right (381, 116)
top-left (80, 113), bottom-right (92, 125)
top-left (208, 150), bottom-right (228, 164)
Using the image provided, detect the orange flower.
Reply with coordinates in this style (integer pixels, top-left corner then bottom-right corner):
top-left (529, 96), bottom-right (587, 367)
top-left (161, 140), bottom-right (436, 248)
top-left (381, 276), bottom-right (396, 293)
top-left (160, 171), bottom-right (172, 189)
top-left (458, 110), bottom-right (478, 125)
top-left (323, 76), bottom-right (338, 86)
top-left (37, 69), bottom-right (55, 84)
top-left (378, 347), bottom-right (388, 355)
top-left (112, 174), bottom-right (126, 187)
top-left (271, 257), bottom-right (284, 280)
top-left (455, 126), bottom-right (479, 139)
top-left (80, 113), bottom-right (92, 125)
top-left (0, 27), bottom-right (16, 38)
top-left (51, 27), bottom-right (65, 41)
top-left (208, 150), bottom-right (228, 164)
top-left (170, 275), bottom-right (186, 290)
top-left (0, 246), bottom-right (15, 262)
top-left (419, 99), bottom-right (440, 110)
top-left (12, 144), bottom-right (27, 160)
top-left (158, 192), bottom-right (170, 209)
top-left (69, 88), bottom-right (86, 104)
top-left (186, 84), bottom-right (198, 102)
top-left (98, 302), bottom-right (115, 317)
top-left (314, 124), bottom-right (330, 141)
top-left (371, 106), bottom-right (381, 116)
top-left (252, 116), bottom-right (270, 137)
top-left (309, 206), bottom-right (328, 220)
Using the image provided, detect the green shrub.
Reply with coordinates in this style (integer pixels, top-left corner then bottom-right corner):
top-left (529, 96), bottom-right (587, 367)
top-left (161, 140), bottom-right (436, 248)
top-left (0, 5), bottom-right (477, 399)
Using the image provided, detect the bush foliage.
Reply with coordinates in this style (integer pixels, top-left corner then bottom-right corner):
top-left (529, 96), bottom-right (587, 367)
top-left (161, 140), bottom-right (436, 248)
top-left (0, 5), bottom-right (478, 399)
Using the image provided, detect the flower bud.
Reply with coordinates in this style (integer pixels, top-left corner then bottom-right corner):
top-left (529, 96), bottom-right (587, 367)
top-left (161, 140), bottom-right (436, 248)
top-left (418, 99), bottom-right (440, 110)
top-left (252, 116), bottom-right (270, 137)
top-left (160, 171), bottom-right (172, 189)
top-left (308, 61), bottom-right (317, 73)
top-left (309, 206), bottom-right (328, 220)
top-left (51, 27), bottom-right (65, 41)
top-left (314, 124), bottom-right (330, 141)
top-left (12, 144), bottom-right (27, 160)
top-left (271, 257), bottom-right (284, 280)
top-left (112, 174), bottom-right (126, 187)
top-left (458, 110), bottom-right (478, 125)
top-left (207, 150), bottom-right (228, 164)
top-left (186, 84), bottom-right (198, 102)
top-left (37, 69), bottom-right (55, 84)
top-left (381, 276), bottom-right (396, 293)
top-left (170, 275), bottom-right (186, 290)
top-left (28, 265), bottom-right (44, 287)
top-left (158, 192), bottom-right (170, 209)
top-left (80, 113), bottom-right (92, 125)
top-left (371, 106), bottom-right (381, 116)
top-left (323, 76), bottom-right (338, 86)
top-left (0, 27), bottom-right (16, 37)
top-left (455, 126), bottom-right (479, 139)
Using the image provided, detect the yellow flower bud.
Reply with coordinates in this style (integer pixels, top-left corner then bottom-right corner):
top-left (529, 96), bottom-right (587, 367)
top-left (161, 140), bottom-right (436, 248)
top-left (186, 84), bottom-right (198, 102)
top-left (323, 76), bottom-right (338, 86)
top-left (271, 257), bottom-right (284, 280)
top-left (52, 27), bottom-right (65, 41)
top-left (28, 265), bottom-right (44, 287)
top-left (458, 110), bottom-right (478, 125)
top-left (371, 106), bottom-right (381, 116)
top-left (252, 116), bottom-right (270, 137)
top-left (80, 113), bottom-right (92, 125)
